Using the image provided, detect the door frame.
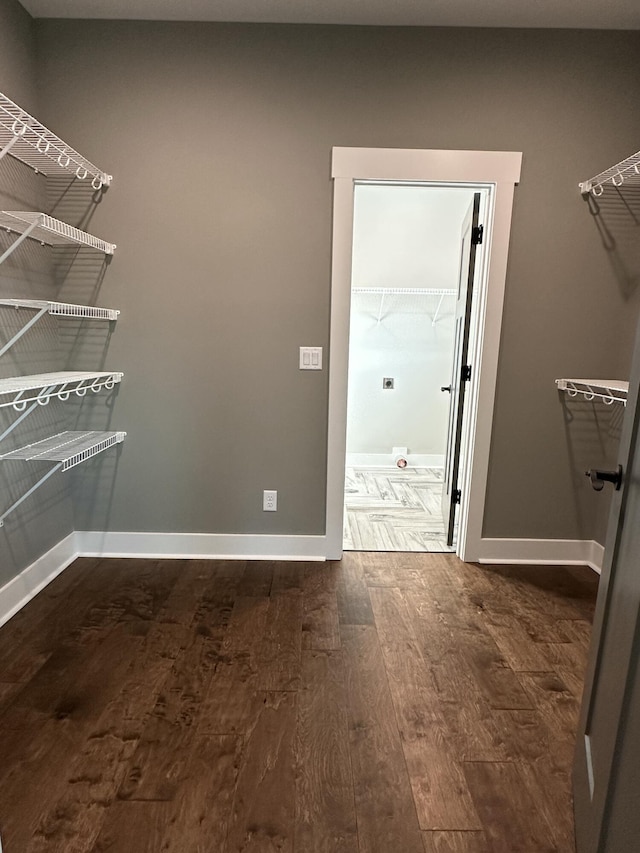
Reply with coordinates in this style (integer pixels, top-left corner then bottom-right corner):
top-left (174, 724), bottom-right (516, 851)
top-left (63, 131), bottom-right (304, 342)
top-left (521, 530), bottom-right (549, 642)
top-left (325, 147), bottom-right (522, 561)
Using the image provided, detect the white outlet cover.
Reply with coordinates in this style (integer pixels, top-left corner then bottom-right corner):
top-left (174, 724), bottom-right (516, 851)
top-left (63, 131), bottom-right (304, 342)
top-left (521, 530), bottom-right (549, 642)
top-left (263, 489), bottom-right (278, 511)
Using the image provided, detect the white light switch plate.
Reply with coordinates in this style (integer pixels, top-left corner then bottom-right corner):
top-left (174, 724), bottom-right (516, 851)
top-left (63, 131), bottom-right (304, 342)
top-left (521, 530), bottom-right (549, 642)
top-left (299, 346), bottom-right (323, 370)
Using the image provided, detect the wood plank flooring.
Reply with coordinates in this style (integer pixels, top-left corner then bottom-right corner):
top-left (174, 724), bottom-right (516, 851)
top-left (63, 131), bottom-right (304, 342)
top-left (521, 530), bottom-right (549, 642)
top-left (344, 466), bottom-right (452, 552)
top-left (0, 553), bottom-right (598, 852)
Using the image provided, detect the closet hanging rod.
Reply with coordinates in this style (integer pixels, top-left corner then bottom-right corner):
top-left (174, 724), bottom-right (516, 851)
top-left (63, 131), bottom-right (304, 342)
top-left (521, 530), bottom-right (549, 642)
top-left (579, 150), bottom-right (640, 197)
top-left (555, 378), bottom-right (628, 406)
top-left (0, 371), bottom-right (123, 411)
top-left (0, 92), bottom-right (111, 188)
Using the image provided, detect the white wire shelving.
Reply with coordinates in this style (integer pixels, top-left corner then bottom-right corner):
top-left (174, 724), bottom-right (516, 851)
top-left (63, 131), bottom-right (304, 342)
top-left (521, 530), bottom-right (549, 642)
top-left (0, 370), bottom-right (123, 409)
top-left (0, 371), bottom-right (123, 445)
top-left (0, 430), bottom-right (126, 527)
top-left (556, 378), bottom-right (629, 406)
top-left (352, 286), bottom-right (456, 325)
top-left (579, 150), bottom-right (640, 197)
top-left (0, 299), bottom-right (119, 359)
top-left (0, 92), bottom-right (111, 189)
top-left (0, 211), bottom-right (116, 264)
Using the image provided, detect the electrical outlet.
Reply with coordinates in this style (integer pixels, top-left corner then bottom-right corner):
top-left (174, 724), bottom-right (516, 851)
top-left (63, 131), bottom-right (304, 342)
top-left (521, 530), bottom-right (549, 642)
top-left (263, 489), bottom-right (277, 511)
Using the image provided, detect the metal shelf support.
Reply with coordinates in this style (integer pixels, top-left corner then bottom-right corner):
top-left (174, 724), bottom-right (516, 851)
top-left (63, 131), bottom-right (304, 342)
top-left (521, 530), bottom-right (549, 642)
top-left (0, 303), bottom-right (49, 358)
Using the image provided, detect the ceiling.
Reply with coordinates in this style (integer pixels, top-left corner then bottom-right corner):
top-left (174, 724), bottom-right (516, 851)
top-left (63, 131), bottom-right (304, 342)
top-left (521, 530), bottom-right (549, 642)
top-left (16, 0), bottom-right (640, 29)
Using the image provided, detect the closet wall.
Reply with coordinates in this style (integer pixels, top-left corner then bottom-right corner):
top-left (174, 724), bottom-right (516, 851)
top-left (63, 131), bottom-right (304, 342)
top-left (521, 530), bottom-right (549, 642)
top-left (0, 0), bottom-right (77, 587)
top-left (1, 7), bottom-right (640, 583)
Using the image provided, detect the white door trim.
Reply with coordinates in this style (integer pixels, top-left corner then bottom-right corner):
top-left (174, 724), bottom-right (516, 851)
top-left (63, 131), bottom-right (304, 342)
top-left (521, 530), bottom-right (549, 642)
top-left (325, 147), bottom-right (522, 561)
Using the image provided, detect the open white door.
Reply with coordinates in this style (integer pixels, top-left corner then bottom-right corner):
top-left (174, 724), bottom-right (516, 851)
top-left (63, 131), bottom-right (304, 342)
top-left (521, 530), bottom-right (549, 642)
top-left (441, 193), bottom-right (482, 547)
top-left (573, 317), bottom-right (640, 851)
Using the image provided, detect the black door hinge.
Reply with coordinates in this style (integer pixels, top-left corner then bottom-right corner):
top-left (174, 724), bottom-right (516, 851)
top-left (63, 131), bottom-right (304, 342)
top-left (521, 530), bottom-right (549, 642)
top-left (453, 489), bottom-right (462, 505)
top-left (461, 364), bottom-right (472, 382)
top-left (472, 224), bottom-right (483, 245)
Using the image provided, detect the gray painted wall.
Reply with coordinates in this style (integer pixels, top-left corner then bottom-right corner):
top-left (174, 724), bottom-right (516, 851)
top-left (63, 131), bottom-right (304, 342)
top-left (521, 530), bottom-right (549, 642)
top-left (33, 21), bottom-right (640, 544)
top-left (1, 13), bottom-right (639, 582)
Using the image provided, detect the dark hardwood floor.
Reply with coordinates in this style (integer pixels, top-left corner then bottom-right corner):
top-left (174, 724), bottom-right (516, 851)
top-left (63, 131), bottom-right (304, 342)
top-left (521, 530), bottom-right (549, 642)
top-left (0, 553), bottom-right (598, 852)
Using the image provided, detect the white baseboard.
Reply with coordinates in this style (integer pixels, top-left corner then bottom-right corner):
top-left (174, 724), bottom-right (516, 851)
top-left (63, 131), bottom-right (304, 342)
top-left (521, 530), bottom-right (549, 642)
top-left (0, 532), bottom-right (78, 628)
top-left (346, 452), bottom-right (444, 468)
top-left (74, 531), bottom-right (327, 561)
top-left (0, 531), bottom-right (604, 629)
top-left (478, 538), bottom-right (604, 573)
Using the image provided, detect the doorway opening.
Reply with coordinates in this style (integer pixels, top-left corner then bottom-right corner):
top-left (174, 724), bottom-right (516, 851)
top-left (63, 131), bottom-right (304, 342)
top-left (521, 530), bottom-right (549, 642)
top-left (343, 182), bottom-right (481, 552)
top-left (325, 148), bottom-right (522, 562)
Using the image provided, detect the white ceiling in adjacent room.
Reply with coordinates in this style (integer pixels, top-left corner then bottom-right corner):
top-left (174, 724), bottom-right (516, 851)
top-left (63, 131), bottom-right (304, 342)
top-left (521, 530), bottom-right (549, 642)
top-left (16, 0), bottom-right (640, 29)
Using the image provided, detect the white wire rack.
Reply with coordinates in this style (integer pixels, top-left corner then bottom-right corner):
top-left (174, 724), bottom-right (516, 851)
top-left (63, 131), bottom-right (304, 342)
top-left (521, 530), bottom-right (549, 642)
top-left (0, 370), bottom-right (123, 410)
top-left (352, 287), bottom-right (456, 325)
top-left (556, 378), bottom-right (629, 406)
top-left (0, 430), bottom-right (126, 527)
top-left (0, 430), bottom-right (126, 468)
top-left (0, 299), bottom-right (119, 320)
top-left (0, 371), bottom-right (123, 447)
top-left (0, 92), bottom-right (111, 189)
top-left (352, 287), bottom-right (456, 296)
top-left (0, 299), bottom-right (119, 359)
top-left (579, 150), bottom-right (640, 197)
top-left (0, 211), bottom-right (116, 265)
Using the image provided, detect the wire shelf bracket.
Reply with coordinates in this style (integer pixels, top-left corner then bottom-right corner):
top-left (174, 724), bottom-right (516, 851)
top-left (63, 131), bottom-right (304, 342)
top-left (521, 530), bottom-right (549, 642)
top-left (0, 211), bottom-right (116, 265)
top-left (0, 430), bottom-right (126, 527)
top-left (0, 299), bottom-right (119, 359)
top-left (0, 92), bottom-right (112, 188)
top-left (579, 150), bottom-right (640, 197)
top-left (555, 378), bottom-right (629, 406)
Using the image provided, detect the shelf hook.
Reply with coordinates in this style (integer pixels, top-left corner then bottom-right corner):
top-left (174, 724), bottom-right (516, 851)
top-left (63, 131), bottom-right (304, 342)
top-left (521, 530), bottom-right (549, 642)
top-left (612, 171), bottom-right (624, 187)
top-left (10, 119), bottom-right (27, 137)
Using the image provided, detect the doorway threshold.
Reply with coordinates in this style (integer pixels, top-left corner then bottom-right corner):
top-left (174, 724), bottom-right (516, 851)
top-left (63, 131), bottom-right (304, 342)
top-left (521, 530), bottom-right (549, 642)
top-left (343, 465), bottom-right (454, 552)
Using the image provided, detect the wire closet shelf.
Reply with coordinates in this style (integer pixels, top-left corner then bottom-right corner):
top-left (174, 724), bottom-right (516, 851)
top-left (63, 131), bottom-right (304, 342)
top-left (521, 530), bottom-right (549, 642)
top-left (0, 211), bottom-right (116, 264)
top-left (0, 371), bottom-right (123, 410)
top-left (0, 430), bottom-right (126, 469)
top-left (0, 299), bottom-right (119, 321)
top-left (0, 92), bottom-right (111, 188)
top-left (555, 379), bottom-right (629, 406)
top-left (352, 287), bottom-right (456, 325)
top-left (0, 299), bottom-right (120, 359)
top-left (0, 430), bottom-right (126, 527)
top-left (579, 150), bottom-right (640, 197)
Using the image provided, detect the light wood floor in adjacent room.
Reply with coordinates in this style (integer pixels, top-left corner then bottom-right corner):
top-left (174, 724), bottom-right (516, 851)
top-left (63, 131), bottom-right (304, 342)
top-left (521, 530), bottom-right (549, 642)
top-left (0, 553), bottom-right (598, 852)
top-left (344, 466), bottom-right (453, 552)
